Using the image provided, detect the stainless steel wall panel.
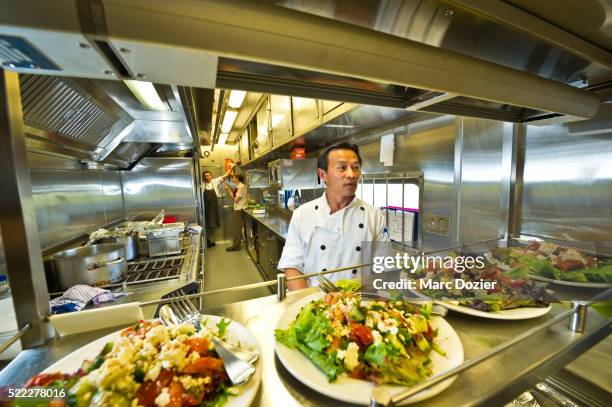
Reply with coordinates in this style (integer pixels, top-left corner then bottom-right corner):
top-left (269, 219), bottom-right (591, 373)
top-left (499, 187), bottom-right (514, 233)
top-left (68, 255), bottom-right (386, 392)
top-left (521, 124), bottom-right (612, 248)
top-left (458, 117), bottom-right (505, 243)
top-left (356, 115), bottom-right (456, 251)
top-left (31, 170), bottom-right (107, 250)
top-left (101, 171), bottom-right (124, 224)
top-left (122, 158), bottom-right (196, 222)
top-left (26, 151), bottom-right (83, 171)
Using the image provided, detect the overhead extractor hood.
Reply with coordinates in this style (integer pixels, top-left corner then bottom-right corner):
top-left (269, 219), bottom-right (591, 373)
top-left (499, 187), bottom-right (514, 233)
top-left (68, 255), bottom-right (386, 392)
top-left (17, 73), bottom-right (195, 168)
top-left (19, 74), bottom-right (135, 164)
top-left (0, 0), bottom-right (608, 123)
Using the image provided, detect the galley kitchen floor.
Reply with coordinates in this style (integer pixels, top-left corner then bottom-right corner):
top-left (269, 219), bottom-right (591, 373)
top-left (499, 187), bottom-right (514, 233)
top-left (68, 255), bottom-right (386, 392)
top-left (203, 241), bottom-right (272, 308)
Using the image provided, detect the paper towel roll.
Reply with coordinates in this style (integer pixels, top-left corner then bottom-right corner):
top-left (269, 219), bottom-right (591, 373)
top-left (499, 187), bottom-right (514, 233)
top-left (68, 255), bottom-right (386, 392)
top-left (380, 134), bottom-right (395, 166)
top-left (50, 303), bottom-right (144, 336)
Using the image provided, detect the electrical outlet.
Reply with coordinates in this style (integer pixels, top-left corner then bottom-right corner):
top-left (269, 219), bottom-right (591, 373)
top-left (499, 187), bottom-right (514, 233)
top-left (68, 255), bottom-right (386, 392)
top-left (426, 214), bottom-right (450, 236)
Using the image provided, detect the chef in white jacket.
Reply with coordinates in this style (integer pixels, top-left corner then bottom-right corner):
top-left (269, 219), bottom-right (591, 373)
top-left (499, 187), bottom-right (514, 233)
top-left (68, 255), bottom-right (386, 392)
top-left (278, 142), bottom-right (387, 290)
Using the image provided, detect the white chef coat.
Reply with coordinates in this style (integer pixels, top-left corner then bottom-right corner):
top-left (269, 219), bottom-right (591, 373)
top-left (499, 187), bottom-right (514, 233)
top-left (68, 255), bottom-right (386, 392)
top-left (204, 176), bottom-right (224, 198)
top-left (278, 193), bottom-right (387, 284)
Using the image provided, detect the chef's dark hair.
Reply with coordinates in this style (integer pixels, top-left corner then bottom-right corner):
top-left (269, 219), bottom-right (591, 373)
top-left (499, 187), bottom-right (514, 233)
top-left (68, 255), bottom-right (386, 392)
top-left (234, 173), bottom-right (245, 183)
top-left (317, 142), bottom-right (362, 171)
top-left (203, 170), bottom-right (211, 176)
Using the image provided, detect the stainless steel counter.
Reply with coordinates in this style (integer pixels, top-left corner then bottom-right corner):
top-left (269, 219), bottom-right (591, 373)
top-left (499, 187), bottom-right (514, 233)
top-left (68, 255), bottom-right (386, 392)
top-left (243, 209), bottom-right (289, 241)
top-left (1, 285), bottom-right (609, 406)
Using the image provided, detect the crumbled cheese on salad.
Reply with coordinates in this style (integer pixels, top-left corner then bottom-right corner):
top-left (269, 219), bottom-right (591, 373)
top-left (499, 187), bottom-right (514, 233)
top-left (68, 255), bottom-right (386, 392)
top-left (372, 329), bottom-right (383, 346)
top-left (179, 374), bottom-right (211, 391)
top-left (154, 387), bottom-right (170, 406)
top-left (343, 342), bottom-right (360, 371)
top-left (377, 318), bottom-right (398, 335)
top-left (159, 341), bottom-right (189, 370)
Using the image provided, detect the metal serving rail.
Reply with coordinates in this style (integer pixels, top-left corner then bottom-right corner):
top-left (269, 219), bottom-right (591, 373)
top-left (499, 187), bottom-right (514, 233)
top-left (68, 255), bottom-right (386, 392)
top-left (0, 260), bottom-right (610, 406)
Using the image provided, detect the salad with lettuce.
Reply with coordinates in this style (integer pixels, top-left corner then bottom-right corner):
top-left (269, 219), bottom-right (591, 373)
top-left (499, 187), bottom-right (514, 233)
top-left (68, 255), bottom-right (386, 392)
top-left (489, 241), bottom-right (612, 285)
top-left (275, 292), bottom-right (445, 386)
top-left (415, 257), bottom-right (557, 312)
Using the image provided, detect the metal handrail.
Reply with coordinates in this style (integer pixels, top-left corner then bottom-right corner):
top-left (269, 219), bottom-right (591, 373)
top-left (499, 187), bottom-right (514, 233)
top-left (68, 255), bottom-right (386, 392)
top-left (139, 233), bottom-right (506, 307)
top-left (0, 323), bottom-right (31, 355)
top-left (138, 262), bottom-right (374, 307)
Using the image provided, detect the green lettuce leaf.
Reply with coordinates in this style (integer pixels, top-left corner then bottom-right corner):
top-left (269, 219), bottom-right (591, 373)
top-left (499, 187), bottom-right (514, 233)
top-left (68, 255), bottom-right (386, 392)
top-left (336, 279), bottom-right (362, 292)
top-left (296, 342), bottom-right (342, 381)
top-left (294, 302), bottom-right (331, 352)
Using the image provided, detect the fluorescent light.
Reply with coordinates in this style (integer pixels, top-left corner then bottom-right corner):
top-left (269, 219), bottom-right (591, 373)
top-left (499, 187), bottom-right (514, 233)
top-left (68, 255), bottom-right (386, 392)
top-left (218, 132), bottom-right (229, 145)
top-left (221, 110), bottom-right (238, 133)
top-left (323, 124), bottom-right (356, 128)
top-left (124, 80), bottom-right (168, 111)
top-left (228, 90), bottom-right (247, 109)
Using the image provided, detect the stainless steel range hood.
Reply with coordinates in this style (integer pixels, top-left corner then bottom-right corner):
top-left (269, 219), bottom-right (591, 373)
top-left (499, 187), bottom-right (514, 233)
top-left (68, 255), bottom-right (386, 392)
top-left (0, 0), bottom-right (605, 124)
top-left (17, 73), bottom-right (193, 169)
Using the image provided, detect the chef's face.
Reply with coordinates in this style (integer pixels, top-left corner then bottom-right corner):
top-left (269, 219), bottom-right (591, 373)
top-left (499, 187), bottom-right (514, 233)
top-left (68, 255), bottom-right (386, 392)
top-left (204, 172), bottom-right (212, 183)
top-left (318, 149), bottom-right (361, 199)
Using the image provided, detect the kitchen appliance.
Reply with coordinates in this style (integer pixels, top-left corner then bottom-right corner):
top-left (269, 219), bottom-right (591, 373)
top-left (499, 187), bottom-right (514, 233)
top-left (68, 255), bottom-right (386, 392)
top-left (146, 223), bottom-right (183, 257)
top-left (267, 158), bottom-right (318, 189)
top-left (52, 243), bottom-right (127, 290)
top-left (95, 234), bottom-right (139, 261)
top-left (246, 169), bottom-right (269, 188)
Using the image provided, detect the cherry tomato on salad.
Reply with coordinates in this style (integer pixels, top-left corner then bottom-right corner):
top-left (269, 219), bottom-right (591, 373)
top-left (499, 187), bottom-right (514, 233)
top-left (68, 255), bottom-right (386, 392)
top-left (135, 380), bottom-right (159, 407)
top-left (168, 382), bottom-right (184, 407)
top-left (136, 369), bottom-right (176, 407)
top-left (350, 322), bottom-right (373, 347)
top-left (183, 337), bottom-right (210, 355)
top-left (183, 356), bottom-right (224, 374)
top-left (25, 373), bottom-right (69, 387)
top-left (348, 363), bottom-right (368, 380)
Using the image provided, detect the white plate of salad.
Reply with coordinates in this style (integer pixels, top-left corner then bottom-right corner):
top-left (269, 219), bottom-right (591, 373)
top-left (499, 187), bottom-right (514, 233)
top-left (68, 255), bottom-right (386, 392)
top-left (274, 292), bottom-right (464, 405)
top-left (437, 301), bottom-right (552, 320)
top-left (25, 316), bottom-right (261, 407)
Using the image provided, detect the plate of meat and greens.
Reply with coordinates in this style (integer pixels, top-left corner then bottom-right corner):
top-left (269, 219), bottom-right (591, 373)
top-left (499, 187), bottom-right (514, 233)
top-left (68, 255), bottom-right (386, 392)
top-left (488, 241), bottom-right (612, 288)
top-left (415, 254), bottom-right (556, 320)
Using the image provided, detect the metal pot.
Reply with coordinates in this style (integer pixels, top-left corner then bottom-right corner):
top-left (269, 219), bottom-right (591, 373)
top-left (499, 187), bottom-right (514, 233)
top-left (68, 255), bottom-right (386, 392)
top-left (52, 243), bottom-right (127, 290)
top-left (96, 235), bottom-right (139, 261)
